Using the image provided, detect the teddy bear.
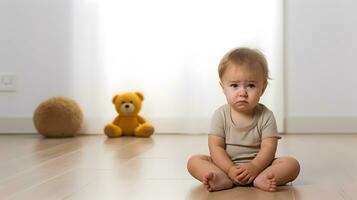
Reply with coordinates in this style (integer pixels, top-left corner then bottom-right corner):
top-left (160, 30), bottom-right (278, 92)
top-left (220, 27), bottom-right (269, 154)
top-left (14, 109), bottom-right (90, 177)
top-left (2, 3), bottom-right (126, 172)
top-left (104, 91), bottom-right (154, 137)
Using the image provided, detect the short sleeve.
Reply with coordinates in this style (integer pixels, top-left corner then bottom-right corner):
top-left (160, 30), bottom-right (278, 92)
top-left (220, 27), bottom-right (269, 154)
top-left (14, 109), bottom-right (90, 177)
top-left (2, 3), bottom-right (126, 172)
top-left (209, 107), bottom-right (225, 138)
top-left (261, 110), bottom-right (281, 140)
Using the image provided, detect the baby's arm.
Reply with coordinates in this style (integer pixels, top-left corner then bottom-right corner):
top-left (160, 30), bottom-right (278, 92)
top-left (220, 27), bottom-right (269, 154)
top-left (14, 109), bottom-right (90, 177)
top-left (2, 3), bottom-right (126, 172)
top-left (236, 137), bottom-right (278, 184)
top-left (208, 134), bottom-right (244, 183)
top-left (251, 137), bottom-right (278, 171)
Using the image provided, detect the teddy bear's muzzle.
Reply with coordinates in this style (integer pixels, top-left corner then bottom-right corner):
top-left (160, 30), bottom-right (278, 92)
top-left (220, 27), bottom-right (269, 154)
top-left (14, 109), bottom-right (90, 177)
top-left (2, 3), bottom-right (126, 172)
top-left (121, 103), bottom-right (135, 115)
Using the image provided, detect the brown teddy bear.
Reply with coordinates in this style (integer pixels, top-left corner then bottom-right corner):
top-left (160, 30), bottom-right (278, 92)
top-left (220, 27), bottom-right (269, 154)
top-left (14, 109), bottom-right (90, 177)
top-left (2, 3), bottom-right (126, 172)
top-left (104, 91), bottom-right (154, 137)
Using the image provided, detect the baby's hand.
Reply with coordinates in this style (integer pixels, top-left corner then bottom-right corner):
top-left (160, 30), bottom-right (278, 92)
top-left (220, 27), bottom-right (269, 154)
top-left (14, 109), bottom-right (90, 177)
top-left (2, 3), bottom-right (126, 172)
top-left (227, 165), bottom-right (245, 185)
top-left (236, 163), bottom-right (259, 185)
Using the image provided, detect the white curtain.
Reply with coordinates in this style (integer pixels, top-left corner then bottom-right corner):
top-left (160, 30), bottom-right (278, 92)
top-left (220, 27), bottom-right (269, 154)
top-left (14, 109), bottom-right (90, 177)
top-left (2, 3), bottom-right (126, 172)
top-left (72, 0), bottom-right (284, 134)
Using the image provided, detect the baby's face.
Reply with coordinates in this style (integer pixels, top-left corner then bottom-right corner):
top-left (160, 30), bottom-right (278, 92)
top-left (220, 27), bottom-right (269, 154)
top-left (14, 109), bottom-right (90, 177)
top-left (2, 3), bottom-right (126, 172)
top-left (220, 64), bottom-right (266, 114)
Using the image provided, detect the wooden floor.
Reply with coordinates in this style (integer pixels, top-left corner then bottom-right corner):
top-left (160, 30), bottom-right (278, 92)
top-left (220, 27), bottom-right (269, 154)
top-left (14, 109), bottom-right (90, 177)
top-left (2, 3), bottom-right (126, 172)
top-left (0, 134), bottom-right (356, 200)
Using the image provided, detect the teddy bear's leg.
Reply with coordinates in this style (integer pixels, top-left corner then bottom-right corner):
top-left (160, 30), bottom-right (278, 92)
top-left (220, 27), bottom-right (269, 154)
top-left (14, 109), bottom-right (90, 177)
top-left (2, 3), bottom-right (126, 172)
top-left (104, 124), bottom-right (123, 138)
top-left (134, 123), bottom-right (155, 137)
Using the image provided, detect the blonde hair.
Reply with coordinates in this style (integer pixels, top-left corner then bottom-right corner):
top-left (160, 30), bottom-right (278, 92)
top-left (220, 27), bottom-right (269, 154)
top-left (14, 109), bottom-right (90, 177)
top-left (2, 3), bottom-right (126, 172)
top-left (218, 47), bottom-right (270, 84)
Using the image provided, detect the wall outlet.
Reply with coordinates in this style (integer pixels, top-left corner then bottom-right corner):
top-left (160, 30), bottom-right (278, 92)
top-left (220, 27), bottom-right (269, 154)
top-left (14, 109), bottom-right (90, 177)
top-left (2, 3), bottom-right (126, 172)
top-left (0, 74), bottom-right (17, 92)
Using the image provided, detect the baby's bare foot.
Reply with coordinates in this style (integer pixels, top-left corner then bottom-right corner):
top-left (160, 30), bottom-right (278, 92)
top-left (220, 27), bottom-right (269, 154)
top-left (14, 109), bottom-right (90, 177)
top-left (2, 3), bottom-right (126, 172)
top-left (202, 172), bottom-right (233, 192)
top-left (253, 172), bottom-right (277, 192)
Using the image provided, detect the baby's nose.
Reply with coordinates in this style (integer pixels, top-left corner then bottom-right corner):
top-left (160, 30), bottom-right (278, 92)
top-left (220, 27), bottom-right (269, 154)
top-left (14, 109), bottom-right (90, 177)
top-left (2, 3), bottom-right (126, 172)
top-left (238, 89), bottom-right (248, 97)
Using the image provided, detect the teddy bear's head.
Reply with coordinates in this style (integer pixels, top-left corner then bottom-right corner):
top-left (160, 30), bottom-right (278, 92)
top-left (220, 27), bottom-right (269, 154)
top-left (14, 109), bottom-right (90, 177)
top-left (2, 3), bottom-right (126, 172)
top-left (112, 92), bottom-right (144, 116)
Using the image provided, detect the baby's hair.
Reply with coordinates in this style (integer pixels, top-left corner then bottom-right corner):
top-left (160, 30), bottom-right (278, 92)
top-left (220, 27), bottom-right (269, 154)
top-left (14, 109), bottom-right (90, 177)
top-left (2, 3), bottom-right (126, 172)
top-left (218, 47), bottom-right (270, 84)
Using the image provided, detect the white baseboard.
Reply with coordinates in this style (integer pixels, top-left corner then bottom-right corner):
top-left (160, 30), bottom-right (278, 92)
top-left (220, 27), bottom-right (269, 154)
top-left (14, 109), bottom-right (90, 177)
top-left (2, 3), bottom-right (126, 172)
top-left (0, 116), bottom-right (210, 134)
top-left (285, 116), bottom-right (357, 134)
top-left (0, 117), bottom-right (37, 134)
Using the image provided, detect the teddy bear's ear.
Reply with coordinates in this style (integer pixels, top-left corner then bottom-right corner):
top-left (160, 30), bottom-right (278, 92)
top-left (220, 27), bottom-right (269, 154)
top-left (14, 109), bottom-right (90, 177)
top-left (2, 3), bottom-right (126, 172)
top-left (112, 95), bottom-right (119, 104)
top-left (135, 92), bottom-right (144, 101)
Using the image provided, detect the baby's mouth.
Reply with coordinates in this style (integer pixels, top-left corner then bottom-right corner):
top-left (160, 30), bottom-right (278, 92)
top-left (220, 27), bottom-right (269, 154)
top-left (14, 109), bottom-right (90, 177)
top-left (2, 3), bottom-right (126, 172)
top-left (237, 100), bottom-right (248, 104)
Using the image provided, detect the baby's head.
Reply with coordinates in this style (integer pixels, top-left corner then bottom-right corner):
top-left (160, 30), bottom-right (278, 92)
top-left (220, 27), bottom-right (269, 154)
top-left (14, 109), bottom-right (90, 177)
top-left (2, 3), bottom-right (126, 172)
top-left (218, 47), bottom-right (269, 86)
top-left (218, 47), bottom-right (270, 112)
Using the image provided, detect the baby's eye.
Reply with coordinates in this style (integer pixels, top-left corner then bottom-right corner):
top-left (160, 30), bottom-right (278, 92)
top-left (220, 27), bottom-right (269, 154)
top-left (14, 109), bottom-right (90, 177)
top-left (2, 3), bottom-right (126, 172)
top-left (230, 83), bottom-right (239, 88)
top-left (247, 84), bottom-right (256, 88)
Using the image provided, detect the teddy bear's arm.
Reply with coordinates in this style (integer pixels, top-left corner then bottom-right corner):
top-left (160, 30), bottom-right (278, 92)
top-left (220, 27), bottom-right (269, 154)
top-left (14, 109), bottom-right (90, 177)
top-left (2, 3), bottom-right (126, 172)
top-left (137, 115), bottom-right (146, 124)
top-left (112, 116), bottom-right (120, 124)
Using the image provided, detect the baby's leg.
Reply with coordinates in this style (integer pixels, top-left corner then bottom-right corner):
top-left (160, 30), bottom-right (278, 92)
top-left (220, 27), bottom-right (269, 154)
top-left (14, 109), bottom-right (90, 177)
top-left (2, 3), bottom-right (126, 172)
top-left (187, 155), bottom-right (233, 192)
top-left (253, 156), bottom-right (300, 192)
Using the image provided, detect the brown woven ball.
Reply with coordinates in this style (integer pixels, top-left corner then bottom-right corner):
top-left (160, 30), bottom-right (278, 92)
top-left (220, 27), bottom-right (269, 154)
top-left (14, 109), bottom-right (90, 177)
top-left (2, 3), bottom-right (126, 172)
top-left (33, 96), bottom-right (83, 137)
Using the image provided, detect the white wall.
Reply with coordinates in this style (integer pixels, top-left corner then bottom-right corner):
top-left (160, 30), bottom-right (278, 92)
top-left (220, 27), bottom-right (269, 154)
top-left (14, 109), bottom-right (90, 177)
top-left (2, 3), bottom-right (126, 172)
top-left (285, 0), bottom-right (357, 133)
top-left (0, 0), bottom-right (284, 134)
top-left (94, 0), bottom-right (284, 133)
top-left (3, 0), bottom-right (356, 134)
top-left (0, 0), bottom-right (74, 132)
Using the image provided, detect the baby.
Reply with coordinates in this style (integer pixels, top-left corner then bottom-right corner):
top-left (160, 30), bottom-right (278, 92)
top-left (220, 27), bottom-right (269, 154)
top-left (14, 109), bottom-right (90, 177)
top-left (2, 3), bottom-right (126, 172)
top-left (187, 47), bottom-right (300, 192)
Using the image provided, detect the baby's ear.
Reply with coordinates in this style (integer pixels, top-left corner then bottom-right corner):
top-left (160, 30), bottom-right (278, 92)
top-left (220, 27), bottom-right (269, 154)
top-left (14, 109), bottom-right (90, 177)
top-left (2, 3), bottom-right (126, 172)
top-left (135, 92), bottom-right (144, 101)
top-left (112, 95), bottom-right (119, 104)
